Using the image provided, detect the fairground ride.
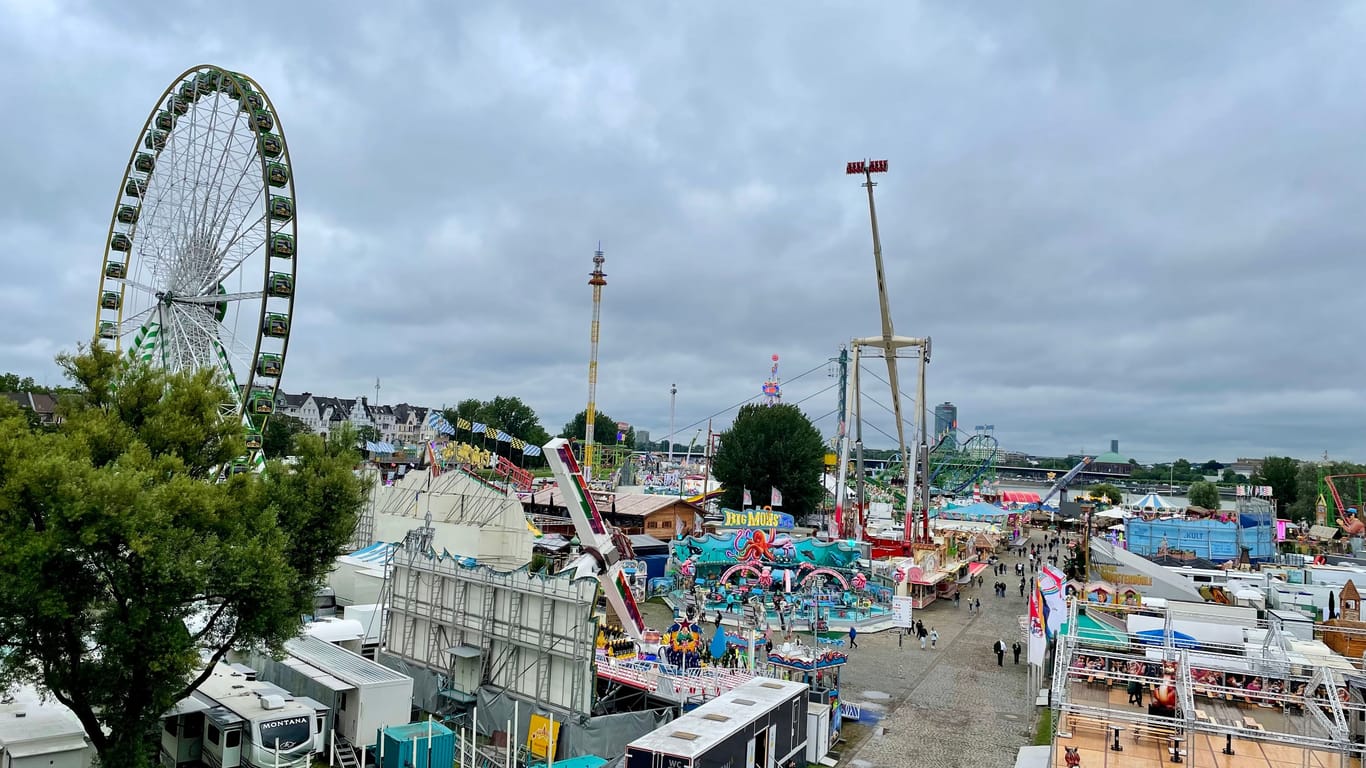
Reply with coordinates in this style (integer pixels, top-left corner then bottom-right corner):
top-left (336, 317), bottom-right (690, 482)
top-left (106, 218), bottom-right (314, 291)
top-left (95, 65), bottom-right (297, 470)
top-left (543, 437), bottom-right (648, 641)
top-left (864, 431), bottom-right (1000, 507)
top-left (833, 159), bottom-right (934, 548)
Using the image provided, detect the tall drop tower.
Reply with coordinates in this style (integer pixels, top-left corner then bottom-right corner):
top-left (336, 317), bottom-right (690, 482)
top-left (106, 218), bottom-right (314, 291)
top-left (584, 245), bottom-right (607, 479)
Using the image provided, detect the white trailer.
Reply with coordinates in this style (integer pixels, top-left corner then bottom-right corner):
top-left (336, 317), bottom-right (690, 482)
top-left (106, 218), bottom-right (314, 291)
top-left (247, 636), bottom-right (412, 750)
top-left (0, 686), bottom-right (93, 768)
top-left (625, 679), bottom-right (808, 768)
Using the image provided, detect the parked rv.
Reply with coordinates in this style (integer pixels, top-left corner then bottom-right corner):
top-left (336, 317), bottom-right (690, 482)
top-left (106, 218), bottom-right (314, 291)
top-left (161, 662), bottom-right (324, 768)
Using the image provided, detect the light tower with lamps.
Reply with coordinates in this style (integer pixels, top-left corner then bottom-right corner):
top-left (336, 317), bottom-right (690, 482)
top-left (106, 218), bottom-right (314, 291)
top-left (584, 245), bottom-right (607, 479)
top-left (668, 383), bottom-right (677, 465)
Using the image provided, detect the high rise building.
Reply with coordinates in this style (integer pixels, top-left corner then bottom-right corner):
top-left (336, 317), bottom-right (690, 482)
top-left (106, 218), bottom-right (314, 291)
top-left (934, 402), bottom-right (958, 444)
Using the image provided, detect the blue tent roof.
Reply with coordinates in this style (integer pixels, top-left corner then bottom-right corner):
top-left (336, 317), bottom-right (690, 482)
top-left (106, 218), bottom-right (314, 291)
top-left (937, 502), bottom-right (1010, 522)
top-left (1135, 628), bottom-right (1198, 648)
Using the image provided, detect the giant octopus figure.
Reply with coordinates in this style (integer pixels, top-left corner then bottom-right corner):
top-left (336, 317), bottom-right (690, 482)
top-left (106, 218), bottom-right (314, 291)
top-left (736, 529), bottom-right (776, 561)
top-left (1340, 508), bottom-right (1366, 537)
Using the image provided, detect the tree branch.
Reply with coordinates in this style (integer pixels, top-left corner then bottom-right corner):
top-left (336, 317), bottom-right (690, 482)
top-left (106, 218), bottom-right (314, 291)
top-left (191, 601), bottom-right (231, 642)
top-left (174, 628), bottom-right (240, 704)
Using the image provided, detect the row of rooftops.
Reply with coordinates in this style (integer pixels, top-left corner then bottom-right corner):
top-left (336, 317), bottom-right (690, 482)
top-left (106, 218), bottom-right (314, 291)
top-left (274, 391), bottom-right (434, 426)
top-left (1, 391), bottom-right (62, 423)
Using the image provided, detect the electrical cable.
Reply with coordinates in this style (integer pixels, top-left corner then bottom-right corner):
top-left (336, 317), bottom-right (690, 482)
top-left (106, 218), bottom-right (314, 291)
top-left (667, 360), bottom-right (838, 436)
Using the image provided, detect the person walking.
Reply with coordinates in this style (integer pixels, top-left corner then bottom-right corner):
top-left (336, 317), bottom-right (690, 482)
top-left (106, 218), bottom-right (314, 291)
top-left (1019, 577), bottom-right (1026, 597)
top-left (1012, 641), bottom-right (1022, 664)
top-left (919, 628), bottom-right (928, 650)
top-left (1127, 678), bottom-right (1144, 706)
top-left (974, 597), bottom-right (981, 612)
top-left (848, 625), bottom-right (859, 649)
top-left (929, 627), bottom-right (939, 649)
top-left (993, 639), bottom-right (1006, 667)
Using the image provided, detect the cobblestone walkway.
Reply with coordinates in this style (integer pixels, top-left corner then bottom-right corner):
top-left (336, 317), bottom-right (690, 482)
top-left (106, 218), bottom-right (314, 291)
top-left (836, 533), bottom-right (1043, 768)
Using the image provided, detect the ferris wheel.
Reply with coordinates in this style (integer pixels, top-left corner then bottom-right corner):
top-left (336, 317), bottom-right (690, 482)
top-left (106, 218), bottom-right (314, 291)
top-left (94, 65), bottom-right (297, 464)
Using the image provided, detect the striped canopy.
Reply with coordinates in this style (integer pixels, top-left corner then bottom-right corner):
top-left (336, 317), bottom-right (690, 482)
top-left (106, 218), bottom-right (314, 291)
top-left (425, 412), bottom-right (456, 436)
top-left (1131, 492), bottom-right (1176, 510)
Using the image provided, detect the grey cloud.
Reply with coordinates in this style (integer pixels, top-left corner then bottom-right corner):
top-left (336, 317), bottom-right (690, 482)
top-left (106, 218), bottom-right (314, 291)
top-left (1, 1), bottom-right (1363, 463)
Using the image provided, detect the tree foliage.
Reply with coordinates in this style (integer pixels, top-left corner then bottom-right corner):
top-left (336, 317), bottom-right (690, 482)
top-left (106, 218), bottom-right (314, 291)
top-left (442, 396), bottom-right (551, 457)
top-left (262, 413), bottom-right (309, 457)
top-left (560, 408), bottom-right (635, 449)
top-left (1188, 481), bottom-right (1221, 510)
top-left (0, 347), bottom-right (366, 768)
top-left (1062, 540), bottom-right (1087, 582)
top-left (0, 372), bottom-right (40, 392)
top-left (1084, 483), bottom-right (1126, 506)
top-left (1252, 456), bottom-right (1299, 514)
top-left (1288, 460), bottom-right (1366, 523)
top-left (711, 404), bottom-right (825, 515)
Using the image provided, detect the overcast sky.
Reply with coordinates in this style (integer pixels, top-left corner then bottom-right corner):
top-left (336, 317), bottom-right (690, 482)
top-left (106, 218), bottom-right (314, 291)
top-left (2, 1), bottom-right (1363, 463)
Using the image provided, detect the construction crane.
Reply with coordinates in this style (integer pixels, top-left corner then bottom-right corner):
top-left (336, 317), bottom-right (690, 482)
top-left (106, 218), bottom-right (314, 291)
top-left (544, 437), bottom-right (647, 641)
top-left (584, 245), bottom-right (607, 479)
top-left (1039, 456), bottom-right (1093, 508)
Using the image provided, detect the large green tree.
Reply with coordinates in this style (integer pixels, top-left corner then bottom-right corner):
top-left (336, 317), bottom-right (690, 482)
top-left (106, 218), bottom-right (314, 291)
top-left (262, 413), bottom-right (310, 457)
top-left (1252, 456), bottom-right (1299, 514)
top-left (560, 408), bottom-right (635, 449)
top-left (1288, 460), bottom-right (1366, 523)
top-left (711, 403), bottom-right (825, 515)
top-left (1084, 483), bottom-right (1126, 506)
top-left (444, 396), bottom-right (550, 447)
top-left (0, 347), bottom-right (366, 768)
top-left (1188, 481), bottom-right (1221, 510)
top-left (0, 372), bottom-right (40, 391)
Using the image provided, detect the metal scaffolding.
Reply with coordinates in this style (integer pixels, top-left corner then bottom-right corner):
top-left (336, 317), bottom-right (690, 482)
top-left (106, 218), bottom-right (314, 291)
top-left (384, 538), bottom-right (601, 717)
top-left (1049, 600), bottom-right (1364, 766)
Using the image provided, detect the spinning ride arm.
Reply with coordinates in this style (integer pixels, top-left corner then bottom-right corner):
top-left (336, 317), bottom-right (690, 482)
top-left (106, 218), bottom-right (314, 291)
top-left (1040, 457), bottom-right (1092, 508)
top-left (544, 437), bottom-right (647, 641)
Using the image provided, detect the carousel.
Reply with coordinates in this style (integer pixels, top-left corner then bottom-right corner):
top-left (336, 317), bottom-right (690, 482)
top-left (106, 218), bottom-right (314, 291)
top-left (661, 528), bottom-right (892, 630)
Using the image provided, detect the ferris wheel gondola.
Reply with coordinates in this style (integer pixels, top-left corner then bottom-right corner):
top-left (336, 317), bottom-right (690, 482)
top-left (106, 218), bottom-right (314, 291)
top-left (94, 65), bottom-right (297, 466)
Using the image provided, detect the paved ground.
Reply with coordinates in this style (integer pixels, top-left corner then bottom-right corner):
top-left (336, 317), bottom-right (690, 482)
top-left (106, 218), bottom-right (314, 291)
top-left (835, 533), bottom-right (1044, 768)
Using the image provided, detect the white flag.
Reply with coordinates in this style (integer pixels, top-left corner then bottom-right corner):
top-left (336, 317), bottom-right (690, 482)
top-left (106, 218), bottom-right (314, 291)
top-left (1038, 564), bottom-right (1067, 637)
top-left (771, 486), bottom-right (783, 507)
top-left (742, 488), bottom-right (752, 507)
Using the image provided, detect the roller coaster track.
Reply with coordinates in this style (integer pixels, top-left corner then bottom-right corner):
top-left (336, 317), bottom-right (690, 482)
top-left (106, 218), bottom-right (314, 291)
top-left (868, 432), bottom-right (999, 503)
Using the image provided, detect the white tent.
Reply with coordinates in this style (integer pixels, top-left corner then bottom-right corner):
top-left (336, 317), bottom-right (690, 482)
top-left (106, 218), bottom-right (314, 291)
top-left (1094, 508), bottom-right (1128, 520)
top-left (1130, 492), bottom-right (1178, 511)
